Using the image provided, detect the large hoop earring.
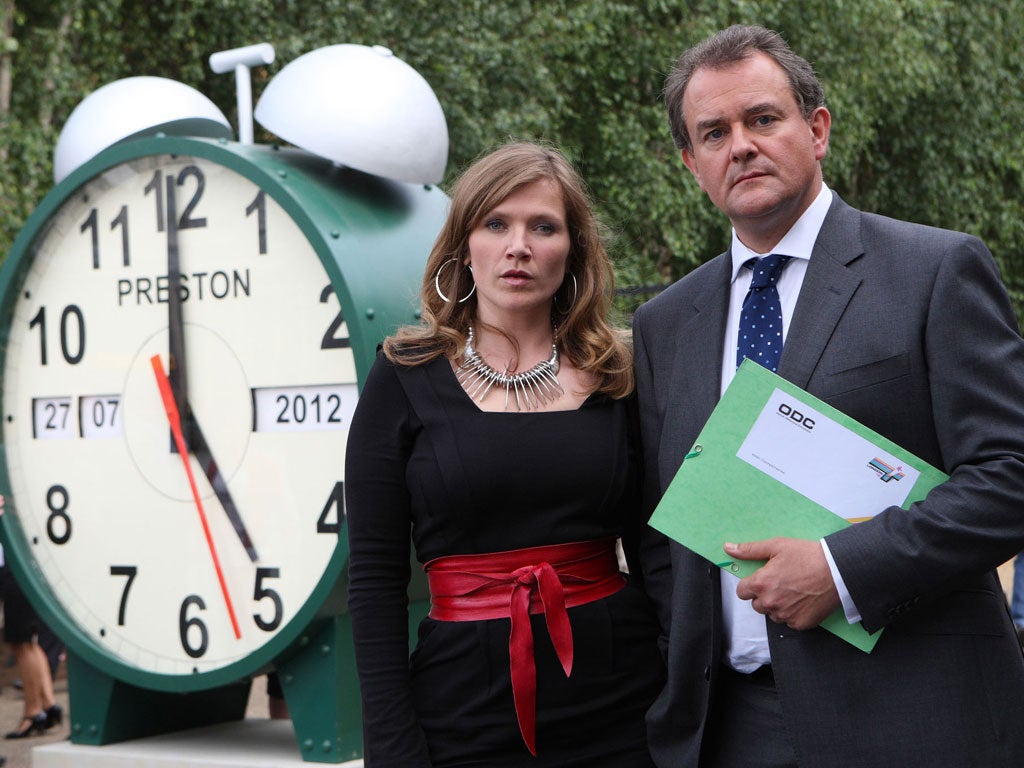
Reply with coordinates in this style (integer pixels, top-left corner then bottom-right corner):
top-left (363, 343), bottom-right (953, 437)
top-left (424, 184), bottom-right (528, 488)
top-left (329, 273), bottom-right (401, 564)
top-left (554, 272), bottom-right (577, 315)
top-left (434, 258), bottom-right (476, 303)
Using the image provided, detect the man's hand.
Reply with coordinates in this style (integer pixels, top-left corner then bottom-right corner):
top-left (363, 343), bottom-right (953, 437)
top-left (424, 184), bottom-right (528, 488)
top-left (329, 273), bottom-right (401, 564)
top-left (724, 538), bottom-right (840, 630)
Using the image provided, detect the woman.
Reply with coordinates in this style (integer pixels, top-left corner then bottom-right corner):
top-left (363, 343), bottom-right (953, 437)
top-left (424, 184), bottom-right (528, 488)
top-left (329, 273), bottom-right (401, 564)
top-left (346, 141), bottom-right (663, 766)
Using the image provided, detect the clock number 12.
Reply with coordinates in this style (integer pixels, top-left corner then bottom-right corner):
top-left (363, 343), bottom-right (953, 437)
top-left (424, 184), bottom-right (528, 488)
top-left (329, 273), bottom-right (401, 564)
top-left (145, 166), bottom-right (208, 234)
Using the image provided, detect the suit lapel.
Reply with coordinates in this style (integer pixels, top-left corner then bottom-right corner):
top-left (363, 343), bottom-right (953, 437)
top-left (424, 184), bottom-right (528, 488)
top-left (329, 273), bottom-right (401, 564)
top-left (660, 255), bottom-right (731, 467)
top-left (678, 256), bottom-right (731, 424)
top-left (779, 196), bottom-right (864, 390)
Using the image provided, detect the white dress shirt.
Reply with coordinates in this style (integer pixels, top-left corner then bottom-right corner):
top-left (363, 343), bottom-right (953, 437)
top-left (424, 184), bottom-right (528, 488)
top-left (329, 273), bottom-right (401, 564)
top-left (717, 184), bottom-right (858, 672)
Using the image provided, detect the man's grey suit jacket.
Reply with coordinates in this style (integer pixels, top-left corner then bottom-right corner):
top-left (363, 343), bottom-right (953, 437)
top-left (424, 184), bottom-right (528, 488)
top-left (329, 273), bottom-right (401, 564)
top-left (634, 194), bottom-right (1024, 768)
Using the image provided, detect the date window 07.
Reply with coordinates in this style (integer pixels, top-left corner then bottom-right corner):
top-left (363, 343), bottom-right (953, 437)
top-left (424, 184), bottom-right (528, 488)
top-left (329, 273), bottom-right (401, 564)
top-left (32, 395), bottom-right (122, 440)
top-left (252, 384), bottom-right (357, 434)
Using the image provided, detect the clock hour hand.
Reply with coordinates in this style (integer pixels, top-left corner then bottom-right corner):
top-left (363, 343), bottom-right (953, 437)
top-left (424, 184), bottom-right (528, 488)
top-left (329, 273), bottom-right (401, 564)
top-left (150, 354), bottom-right (242, 640)
top-left (164, 176), bottom-right (258, 563)
top-left (187, 416), bottom-right (258, 562)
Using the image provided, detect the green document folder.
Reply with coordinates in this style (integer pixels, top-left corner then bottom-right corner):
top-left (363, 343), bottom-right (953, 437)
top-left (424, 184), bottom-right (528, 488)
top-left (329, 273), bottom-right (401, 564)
top-left (648, 359), bottom-right (948, 652)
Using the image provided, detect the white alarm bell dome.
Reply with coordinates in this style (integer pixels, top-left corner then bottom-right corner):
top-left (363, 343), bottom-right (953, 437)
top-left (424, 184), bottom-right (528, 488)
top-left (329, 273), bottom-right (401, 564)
top-left (254, 44), bottom-right (449, 184)
top-left (53, 76), bottom-right (232, 184)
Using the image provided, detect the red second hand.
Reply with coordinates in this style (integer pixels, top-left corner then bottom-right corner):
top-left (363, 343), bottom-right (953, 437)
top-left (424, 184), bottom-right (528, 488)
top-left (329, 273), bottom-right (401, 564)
top-left (150, 354), bottom-right (242, 640)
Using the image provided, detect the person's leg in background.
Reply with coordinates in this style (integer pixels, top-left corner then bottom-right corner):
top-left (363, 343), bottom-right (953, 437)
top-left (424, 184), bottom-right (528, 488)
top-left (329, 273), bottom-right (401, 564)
top-left (267, 672), bottom-right (289, 719)
top-left (35, 625), bottom-right (64, 681)
top-left (1, 567), bottom-right (61, 739)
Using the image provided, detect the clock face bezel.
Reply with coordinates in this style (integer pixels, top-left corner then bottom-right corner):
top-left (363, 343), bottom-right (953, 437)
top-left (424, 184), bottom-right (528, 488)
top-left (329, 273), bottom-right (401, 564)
top-left (0, 136), bottom-right (367, 692)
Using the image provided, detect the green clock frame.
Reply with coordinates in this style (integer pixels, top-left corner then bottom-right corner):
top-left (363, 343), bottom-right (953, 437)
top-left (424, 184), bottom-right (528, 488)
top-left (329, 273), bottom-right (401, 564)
top-left (0, 134), bottom-right (447, 762)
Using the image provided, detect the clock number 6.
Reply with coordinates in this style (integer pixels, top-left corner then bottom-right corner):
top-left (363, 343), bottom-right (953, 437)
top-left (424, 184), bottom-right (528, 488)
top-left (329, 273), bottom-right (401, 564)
top-left (180, 595), bottom-right (209, 659)
top-left (253, 567), bottom-right (283, 632)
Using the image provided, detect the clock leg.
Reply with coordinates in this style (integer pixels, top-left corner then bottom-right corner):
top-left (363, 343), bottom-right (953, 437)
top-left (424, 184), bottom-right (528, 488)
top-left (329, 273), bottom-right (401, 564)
top-left (64, 650), bottom-right (250, 745)
top-left (274, 599), bottom-right (432, 763)
top-left (273, 615), bottom-right (363, 763)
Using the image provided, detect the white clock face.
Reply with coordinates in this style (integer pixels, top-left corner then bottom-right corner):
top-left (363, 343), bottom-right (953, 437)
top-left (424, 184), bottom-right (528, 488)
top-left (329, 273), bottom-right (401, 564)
top-left (2, 153), bottom-right (355, 678)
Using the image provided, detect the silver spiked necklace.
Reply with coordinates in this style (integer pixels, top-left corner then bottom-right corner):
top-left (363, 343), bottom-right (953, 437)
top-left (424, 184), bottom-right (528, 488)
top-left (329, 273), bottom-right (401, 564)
top-left (456, 325), bottom-right (564, 411)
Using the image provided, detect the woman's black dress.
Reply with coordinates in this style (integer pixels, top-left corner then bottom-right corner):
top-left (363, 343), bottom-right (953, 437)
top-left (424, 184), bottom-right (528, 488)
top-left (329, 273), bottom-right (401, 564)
top-left (346, 355), bottom-right (664, 767)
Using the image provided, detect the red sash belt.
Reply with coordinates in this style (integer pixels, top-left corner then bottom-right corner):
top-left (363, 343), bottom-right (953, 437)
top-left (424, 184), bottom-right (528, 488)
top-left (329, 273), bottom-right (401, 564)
top-left (424, 537), bottom-right (625, 756)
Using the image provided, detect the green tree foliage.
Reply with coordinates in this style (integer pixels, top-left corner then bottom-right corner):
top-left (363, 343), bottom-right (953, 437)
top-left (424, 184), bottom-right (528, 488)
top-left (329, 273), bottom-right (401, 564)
top-left (2, 1), bottom-right (1022, 315)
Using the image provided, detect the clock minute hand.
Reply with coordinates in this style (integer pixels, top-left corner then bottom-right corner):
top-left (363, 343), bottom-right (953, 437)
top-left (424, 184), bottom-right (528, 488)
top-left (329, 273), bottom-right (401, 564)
top-left (150, 354), bottom-right (242, 640)
top-left (164, 176), bottom-right (258, 563)
top-left (165, 174), bottom-right (190, 444)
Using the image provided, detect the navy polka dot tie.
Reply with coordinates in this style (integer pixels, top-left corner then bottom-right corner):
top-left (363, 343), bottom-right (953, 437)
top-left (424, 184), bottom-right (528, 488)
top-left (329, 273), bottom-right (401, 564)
top-left (737, 254), bottom-right (791, 372)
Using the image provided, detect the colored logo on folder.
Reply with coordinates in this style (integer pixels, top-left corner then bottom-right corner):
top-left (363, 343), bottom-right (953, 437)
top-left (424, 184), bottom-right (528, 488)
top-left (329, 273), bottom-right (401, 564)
top-left (868, 458), bottom-right (904, 483)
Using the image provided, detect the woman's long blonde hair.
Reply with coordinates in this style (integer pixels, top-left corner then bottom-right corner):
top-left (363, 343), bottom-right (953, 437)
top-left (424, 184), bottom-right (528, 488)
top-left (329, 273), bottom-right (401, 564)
top-left (384, 141), bottom-right (633, 398)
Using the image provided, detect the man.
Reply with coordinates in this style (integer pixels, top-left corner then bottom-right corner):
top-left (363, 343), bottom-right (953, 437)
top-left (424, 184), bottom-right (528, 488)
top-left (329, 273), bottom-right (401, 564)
top-left (634, 24), bottom-right (1024, 768)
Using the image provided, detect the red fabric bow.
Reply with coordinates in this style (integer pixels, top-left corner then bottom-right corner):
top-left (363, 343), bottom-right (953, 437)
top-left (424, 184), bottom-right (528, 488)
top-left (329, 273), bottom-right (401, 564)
top-left (425, 538), bottom-right (624, 756)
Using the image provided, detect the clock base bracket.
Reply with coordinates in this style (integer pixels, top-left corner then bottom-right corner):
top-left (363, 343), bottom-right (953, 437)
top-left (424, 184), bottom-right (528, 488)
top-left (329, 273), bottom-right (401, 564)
top-left (272, 614), bottom-right (363, 763)
top-left (64, 652), bottom-right (250, 746)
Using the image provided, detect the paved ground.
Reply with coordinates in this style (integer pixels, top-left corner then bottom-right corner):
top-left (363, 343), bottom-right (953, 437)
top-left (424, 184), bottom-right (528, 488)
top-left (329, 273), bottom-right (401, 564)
top-left (0, 663), bottom-right (271, 768)
top-left (0, 563), bottom-right (1017, 767)
top-left (0, 653), bottom-right (71, 768)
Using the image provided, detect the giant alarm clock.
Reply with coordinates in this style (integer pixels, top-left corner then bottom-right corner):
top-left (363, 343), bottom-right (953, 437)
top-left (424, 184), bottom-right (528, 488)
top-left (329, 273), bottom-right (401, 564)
top-left (0, 44), bottom-right (449, 763)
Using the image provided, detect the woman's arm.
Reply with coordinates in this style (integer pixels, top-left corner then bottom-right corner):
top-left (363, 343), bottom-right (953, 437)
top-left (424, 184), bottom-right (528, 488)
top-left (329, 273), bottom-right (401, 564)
top-left (345, 356), bottom-right (432, 766)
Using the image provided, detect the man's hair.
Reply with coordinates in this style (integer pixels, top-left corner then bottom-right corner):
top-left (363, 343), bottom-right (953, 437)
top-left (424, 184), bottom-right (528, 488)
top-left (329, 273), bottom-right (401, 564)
top-left (664, 24), bottom-right (826, 151)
